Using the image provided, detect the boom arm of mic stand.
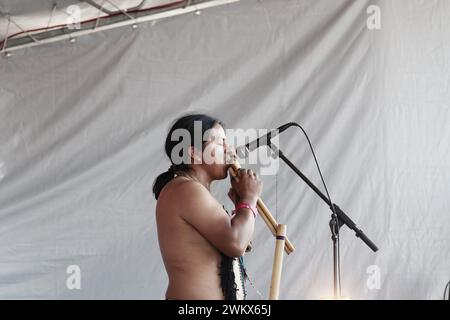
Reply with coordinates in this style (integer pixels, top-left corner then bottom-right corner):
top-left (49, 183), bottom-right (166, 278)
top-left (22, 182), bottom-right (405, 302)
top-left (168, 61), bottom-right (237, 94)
top-left (269, 144), bottom-right (378, 252)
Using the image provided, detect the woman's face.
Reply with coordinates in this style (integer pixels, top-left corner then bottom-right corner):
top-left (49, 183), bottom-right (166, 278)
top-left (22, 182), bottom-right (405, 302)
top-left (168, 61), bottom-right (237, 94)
top-left (202, 124), bottom-right (233, 179)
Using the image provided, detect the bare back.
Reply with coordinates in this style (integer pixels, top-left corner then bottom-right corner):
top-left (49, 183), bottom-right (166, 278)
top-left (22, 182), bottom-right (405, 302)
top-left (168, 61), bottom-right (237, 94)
top-left (156, 177), bottom-right (224, 300)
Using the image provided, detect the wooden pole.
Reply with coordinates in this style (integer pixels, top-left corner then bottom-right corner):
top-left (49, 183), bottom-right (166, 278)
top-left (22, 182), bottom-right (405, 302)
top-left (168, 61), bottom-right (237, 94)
top-left (269, 224), bottom-right (287, 300)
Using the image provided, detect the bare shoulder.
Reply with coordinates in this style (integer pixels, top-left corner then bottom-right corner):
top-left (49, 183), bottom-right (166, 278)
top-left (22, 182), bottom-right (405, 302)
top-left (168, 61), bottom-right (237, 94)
top-left (156, 176), bottom-right (246, 258)
top-left (157, 176), bottom-right (229, 228)
top-left (156, 177), bottom-right (213, 218)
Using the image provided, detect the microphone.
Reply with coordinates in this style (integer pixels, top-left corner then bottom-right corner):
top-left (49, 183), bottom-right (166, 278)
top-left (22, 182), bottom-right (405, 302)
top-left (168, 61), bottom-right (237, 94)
top-left (236, 122), bottom-right (295, 158)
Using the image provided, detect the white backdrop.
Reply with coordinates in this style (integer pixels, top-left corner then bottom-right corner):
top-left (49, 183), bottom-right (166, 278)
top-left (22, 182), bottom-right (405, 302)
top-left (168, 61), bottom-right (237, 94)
top-left (1, 0), bottom-right (449, 299)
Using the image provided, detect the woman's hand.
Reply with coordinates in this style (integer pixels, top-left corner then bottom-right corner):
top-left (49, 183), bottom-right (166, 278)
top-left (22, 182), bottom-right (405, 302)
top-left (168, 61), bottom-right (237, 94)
top-left (229, 168), bottom-right (262, 207)
top-left (227, 185), bottom-right (240, 207)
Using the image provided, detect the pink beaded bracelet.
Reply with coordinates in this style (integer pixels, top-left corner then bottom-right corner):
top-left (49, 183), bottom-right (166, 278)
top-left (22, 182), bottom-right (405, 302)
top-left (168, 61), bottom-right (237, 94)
top-left (232, 202), bottom-right (258, 219)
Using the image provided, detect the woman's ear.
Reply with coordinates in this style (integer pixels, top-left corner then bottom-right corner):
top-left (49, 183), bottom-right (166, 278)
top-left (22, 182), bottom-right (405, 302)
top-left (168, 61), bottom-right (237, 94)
top-left (188, 146), bottom-right (203, 164)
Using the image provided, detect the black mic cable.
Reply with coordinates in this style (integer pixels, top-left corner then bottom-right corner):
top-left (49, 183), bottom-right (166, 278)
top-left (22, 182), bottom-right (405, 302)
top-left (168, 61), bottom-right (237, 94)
top-left (253, 121), bottom-right (343, 298)
top-left (287, 122), bottom-right (342, 298)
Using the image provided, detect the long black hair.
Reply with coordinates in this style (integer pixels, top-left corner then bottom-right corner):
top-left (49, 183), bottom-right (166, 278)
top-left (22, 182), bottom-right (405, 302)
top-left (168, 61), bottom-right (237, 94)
top-left (152, 114), bottom-right (223, 200)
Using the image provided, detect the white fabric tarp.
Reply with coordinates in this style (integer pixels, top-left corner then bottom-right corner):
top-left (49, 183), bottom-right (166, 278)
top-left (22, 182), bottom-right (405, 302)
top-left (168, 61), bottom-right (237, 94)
top-left (0, 0), bottom-right (449, 299)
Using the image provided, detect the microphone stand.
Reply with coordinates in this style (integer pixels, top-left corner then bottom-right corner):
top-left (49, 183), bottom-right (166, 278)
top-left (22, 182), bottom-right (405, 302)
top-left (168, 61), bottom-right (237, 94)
top-left (268, 143), bottom-right (378, 299)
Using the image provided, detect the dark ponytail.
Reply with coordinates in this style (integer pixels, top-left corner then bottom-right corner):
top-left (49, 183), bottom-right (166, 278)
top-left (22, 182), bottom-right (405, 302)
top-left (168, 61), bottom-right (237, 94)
top-left (152, 114), bottom-right (223, 200)
top-left (152, 166), bottom-right (175, 200)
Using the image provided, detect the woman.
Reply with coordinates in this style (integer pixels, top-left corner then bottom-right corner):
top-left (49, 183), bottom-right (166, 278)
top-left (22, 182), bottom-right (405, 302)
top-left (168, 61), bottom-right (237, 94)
top-left (153, 114), bottom-right (262, 300)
